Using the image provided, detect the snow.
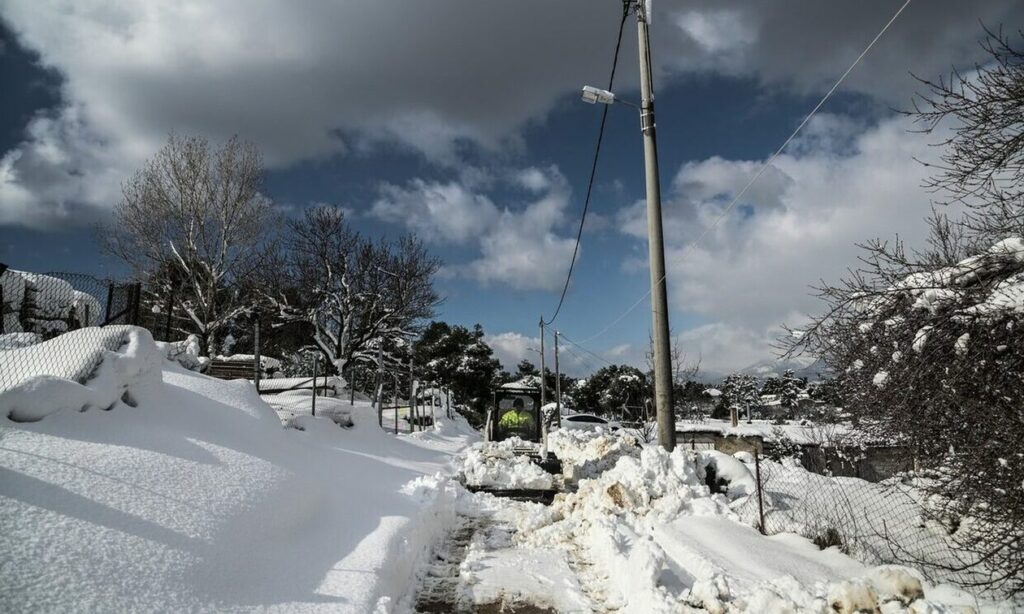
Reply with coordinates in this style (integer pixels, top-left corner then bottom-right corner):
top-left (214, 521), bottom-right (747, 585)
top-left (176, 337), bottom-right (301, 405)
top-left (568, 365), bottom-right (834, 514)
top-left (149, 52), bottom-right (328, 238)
top-left (460, 438), bottom-right (554, 490)
top-left (873, 370), bottom-right (889, 387)
top-left (0, 328), bottom-right (480, 612)
top-left (214, 352), bottom-right (282, 369)
top-left (954, 332), bottom-right (970, 356)
top-left (2, 327), bottom-right (1017, 612)
top-left (548, 427), bottom-right (640, 482)
top-left (0, 332), bottom-right (42, 350)
top-left (444, 438), bottom-right (1017, 612)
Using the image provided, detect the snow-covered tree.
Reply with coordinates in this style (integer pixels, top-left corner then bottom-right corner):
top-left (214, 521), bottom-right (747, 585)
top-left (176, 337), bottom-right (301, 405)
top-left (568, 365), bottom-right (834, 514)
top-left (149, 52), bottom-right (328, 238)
top-left (413, 321), bottom-right (500, 422)
top-left (789, 28), bottom-right (1024, 592)
top-left (102, 134), bottom-right (275, 355)
top-left (572, 364), bottom-right (647, 419)
top-left (721, 373), bottom-right (759, 422)
top-left (778, 369), bottom-right (803, 415)
top-left (267, 205), bottom-right (440, 375)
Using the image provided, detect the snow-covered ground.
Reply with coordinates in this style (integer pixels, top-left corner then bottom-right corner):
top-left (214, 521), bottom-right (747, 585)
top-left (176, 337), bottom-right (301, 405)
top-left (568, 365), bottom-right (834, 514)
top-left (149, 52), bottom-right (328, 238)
top-left (2, 327), bottom-right (1018, 612)
top-left (0, 327), bottom-right (479, 612)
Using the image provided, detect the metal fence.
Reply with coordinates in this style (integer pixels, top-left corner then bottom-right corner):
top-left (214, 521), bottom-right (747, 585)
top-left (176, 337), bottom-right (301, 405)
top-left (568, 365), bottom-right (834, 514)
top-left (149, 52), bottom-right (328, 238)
top-left (0, 266), bottom-right (143, 415)
top-left (736, 451), bottom-right (1016, 597)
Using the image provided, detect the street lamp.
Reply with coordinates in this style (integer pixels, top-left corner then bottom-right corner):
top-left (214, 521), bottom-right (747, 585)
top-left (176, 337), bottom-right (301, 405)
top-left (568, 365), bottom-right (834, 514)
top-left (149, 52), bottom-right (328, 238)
top-left (580, 85), bottom-right (638, 108)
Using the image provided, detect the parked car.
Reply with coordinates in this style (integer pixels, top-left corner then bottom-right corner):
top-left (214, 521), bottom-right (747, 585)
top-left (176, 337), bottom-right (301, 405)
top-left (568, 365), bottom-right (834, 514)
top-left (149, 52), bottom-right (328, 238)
top-left (559, 413), bottom-right (620, 432)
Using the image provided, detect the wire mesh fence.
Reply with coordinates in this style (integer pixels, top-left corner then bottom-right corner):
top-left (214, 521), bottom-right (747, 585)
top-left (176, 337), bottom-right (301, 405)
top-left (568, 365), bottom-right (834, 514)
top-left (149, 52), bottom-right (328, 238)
top-left (736, 450), bottom-right (1015, 597)
top-left (0, 267), bottom-right (143, 409)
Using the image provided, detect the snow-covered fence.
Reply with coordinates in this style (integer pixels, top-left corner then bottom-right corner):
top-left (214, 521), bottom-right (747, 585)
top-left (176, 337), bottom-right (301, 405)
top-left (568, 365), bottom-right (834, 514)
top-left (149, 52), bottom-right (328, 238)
top-left (737, 452), bottom-right (1017, 597)
top-left (0, 268), bottom-right (145, 410)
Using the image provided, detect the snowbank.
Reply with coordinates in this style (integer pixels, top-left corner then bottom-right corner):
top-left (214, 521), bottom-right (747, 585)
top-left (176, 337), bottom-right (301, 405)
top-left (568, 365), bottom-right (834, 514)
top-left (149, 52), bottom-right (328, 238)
top-left (547, 427), bottom-right (640, 482)
top-left (502, 442), bottom-right (1011, 612)
top-left (1, 351), bottom-right (478, 611)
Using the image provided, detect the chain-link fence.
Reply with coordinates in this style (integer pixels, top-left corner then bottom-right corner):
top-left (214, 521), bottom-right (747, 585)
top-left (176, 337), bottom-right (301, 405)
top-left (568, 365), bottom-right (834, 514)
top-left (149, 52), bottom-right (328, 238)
top-left (736, 451), bottom-right (1015, 597)
top-left (0, 267), bottom-right (142, 414)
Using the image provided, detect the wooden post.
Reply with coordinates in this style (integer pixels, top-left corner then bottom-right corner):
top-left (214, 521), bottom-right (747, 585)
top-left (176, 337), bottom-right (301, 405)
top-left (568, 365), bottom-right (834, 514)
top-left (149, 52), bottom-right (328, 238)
top-left (754, 450), bottom-right (766, 534)
top-left (409, 357), bottom-right (417, 433)
top-left (349, 362), bottom-right (356, 405)
top-left (311, 353), bottom-right (318, 417)
top-left (430, 383), bottom-right (436, 426)
top-left (393, 374), bottom-right (400, 435)
top-left (253, 316), bottom-right (261, 393)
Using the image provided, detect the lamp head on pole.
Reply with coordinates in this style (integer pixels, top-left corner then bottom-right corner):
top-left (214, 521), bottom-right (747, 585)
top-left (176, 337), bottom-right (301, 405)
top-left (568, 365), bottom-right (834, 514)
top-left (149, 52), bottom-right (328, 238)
top-left (581, 85), bottom-right (616, 105)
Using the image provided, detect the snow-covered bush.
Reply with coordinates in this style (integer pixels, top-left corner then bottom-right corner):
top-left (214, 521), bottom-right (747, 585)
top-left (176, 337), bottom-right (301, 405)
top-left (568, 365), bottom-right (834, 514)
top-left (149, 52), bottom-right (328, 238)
top-left (788, 31), bottom-right (1024, 593)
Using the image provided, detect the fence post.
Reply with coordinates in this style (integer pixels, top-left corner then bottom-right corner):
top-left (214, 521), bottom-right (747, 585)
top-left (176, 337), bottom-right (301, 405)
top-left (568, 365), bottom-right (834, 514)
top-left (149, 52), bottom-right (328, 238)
top-left (430, 383), bottom-right (436, 426)
top-left (375, 345), bottom-right (383, 428)
top-left (754, 450), bottom-right (767, 534)
top-left (104, 284), bottom-right (114, 324)
top-left (409, 357), bottom-right (417, 433)
top-left (130, 283), bottom-right (142, 325)
top-left (0, 281), bottom-right (4, 334)
top-left (163, 279), bottom-right (176, 341)
top-left (393, 374), bottom-right (399, 435)
top-left (253, 315), bottom-right (261, 392)
top-left (311, 353), bottom-right (318, 418)
top-left (349, 362), bottom-right (356, 405)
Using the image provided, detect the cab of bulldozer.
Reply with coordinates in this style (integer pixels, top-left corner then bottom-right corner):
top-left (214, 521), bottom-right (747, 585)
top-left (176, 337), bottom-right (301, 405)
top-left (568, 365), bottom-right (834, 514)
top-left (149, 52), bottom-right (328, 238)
top-left (487, 387), bottom-right (542, 443)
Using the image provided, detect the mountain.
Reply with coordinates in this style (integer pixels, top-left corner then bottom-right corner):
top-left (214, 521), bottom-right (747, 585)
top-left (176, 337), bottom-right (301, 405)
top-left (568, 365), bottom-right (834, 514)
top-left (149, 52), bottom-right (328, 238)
top-left (737, 357), bottom-right (830, 381)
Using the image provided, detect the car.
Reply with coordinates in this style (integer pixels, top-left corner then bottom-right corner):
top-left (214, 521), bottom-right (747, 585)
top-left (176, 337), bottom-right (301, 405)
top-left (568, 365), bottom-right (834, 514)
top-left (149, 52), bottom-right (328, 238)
top-left (559, 413), bottom-right (620, 432)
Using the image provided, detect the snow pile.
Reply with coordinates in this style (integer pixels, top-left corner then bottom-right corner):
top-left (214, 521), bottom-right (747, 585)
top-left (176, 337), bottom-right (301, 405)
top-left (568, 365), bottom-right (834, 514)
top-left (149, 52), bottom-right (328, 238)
top-left (272, 394), bottom-right (354, 427)
top-left (214, 353), bottom-right (282, 370)
top-left (157, 334), bottom-right (204, 371)
top-left (502, 442), bottom-right (1000, 613)
top-left (697, 450), bottom-right (757, 501)
top-left (547, 427), bottom-right (640, 481)
top-left (460, 439), bottom-right (553, 490)
top-left (0, 326), bottom-right (162, 422)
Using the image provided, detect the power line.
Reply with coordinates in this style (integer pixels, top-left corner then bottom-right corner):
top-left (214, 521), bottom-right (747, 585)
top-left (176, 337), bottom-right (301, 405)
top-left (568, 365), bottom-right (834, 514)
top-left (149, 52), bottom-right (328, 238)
top-left (544, 2), bottom-right (631, 327)
top-left (573, 0), bottom-right (913, 346)
top-left (559, 332), bottom-right (616, 367)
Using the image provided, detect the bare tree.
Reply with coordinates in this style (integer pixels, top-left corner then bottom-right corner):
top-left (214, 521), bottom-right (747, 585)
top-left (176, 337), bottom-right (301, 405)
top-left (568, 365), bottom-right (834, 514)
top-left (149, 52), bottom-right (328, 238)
top-left (101, 134), bottom-right (275, 354)
top-left (266, 205), bottom-right (440, 375)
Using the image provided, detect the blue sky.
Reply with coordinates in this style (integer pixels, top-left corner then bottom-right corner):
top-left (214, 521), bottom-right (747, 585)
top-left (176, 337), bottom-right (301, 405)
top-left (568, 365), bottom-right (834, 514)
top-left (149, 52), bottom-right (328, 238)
top-left (2, 1), bottom-right (1021, 376)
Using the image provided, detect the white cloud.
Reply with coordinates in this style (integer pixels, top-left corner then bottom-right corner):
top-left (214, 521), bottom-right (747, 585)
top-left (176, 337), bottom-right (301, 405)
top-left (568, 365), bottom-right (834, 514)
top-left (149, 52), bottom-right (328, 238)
top-left (486, 332), bottom-right (539, 373)
top-left (374, 165), bottom-right (578, 292)
top-left (371, 180), bottom-right (500, 245)
top-left (2, 0), bottom-right (1019, 225)
top-left (616, 114), bottom-right (946, 371)
top-left (486, 331), bottom-right (604, 377)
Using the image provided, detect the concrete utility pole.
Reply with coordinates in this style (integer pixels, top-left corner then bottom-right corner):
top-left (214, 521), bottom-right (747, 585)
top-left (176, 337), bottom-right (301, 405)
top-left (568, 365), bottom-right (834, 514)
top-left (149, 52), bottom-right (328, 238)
top-left (538, 317), bottom-right (547, 408)
top-left (636, 1), bottom-right (676, 450)
top-left (539, 317), bottom-right (548, 457)
top-left (554, 331), bottom-right (561, 425)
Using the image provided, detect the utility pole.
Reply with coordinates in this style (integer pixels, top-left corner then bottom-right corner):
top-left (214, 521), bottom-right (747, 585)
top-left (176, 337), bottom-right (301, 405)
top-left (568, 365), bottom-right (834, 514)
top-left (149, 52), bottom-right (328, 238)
top-left (554, 331), bottom-right (561, 426)
top-left (636, 1), bottom-right (676, 450)
top-left (539, 317), bottom-right (548, 456)
top-left (538, 317), bottom-right (547, 408)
